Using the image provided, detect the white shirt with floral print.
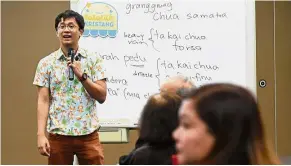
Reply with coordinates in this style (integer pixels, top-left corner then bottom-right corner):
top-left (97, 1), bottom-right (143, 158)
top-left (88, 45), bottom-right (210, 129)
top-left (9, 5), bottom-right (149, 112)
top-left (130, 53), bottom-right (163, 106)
top-left (33, 48), bottom-right (106, 136)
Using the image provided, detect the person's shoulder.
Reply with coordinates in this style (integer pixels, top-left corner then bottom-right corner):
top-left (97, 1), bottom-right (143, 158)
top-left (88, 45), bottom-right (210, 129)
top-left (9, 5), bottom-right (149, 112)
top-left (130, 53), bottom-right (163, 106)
top-left (131, 145), bottom-right (173, 165)
top-left (129, 145), bottom-right (151, 164)
top-left (38, 49), bottom-right (59, 65)
top-left (79, 48), bottom-right (104, 63)
top-left (78, 48), bottom-right (94, 57)
top-left (132, 144), bottom-right (151, 158)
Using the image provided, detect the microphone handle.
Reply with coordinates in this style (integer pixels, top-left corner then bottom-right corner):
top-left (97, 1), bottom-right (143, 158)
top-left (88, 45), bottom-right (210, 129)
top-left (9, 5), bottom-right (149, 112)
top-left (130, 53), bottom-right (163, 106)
top-left (69, 50), bottom-right (75, 81)
top-left (69, 67), bottom-right (74, 81)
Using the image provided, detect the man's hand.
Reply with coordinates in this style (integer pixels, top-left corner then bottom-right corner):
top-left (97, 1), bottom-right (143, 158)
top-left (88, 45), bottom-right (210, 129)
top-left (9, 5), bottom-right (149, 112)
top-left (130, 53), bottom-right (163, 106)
top-left (67, 57), bottom-right (107, 102)
top-left (67, 58), bottom-right (82, 79)
top-left (37, 135), bottom-right (50, 156)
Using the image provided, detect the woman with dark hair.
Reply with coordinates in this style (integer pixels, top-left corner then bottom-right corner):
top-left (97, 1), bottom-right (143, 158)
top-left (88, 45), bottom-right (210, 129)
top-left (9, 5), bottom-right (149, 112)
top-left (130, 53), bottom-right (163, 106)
top-left (127, 92), bottom-right (182, 165)
top-left (119, 76), bottom-right (194, 165)
top-left (173, 83), bottom-right (280, 165)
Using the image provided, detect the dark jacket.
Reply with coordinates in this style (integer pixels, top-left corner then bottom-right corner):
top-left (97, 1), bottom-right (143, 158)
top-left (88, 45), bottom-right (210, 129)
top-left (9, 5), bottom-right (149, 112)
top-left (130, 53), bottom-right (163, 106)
top-left (119, 138), bottom-right (145, 165)
top-left (123, 143), bottom-right (176, 165)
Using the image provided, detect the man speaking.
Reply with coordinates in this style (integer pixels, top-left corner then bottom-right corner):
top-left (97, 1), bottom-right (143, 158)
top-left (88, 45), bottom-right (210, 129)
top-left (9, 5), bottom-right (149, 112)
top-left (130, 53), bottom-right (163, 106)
top-left (33, 10), bottom-right (107, 165)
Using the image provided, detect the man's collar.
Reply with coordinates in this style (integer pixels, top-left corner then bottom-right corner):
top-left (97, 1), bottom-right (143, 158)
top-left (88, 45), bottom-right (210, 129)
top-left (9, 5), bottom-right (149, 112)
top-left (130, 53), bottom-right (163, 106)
top-left (57, 47), bottom-right (88, 60)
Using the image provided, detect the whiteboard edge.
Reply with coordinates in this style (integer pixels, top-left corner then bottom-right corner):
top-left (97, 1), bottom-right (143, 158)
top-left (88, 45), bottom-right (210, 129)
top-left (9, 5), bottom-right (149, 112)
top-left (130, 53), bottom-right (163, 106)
top-left (246, 0), bottom-right (257, 96)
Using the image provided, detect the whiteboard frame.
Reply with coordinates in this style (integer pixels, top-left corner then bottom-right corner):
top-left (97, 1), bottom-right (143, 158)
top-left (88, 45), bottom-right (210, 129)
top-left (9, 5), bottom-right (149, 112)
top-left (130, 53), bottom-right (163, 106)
top-left (245, 0), bottom-right (257, 96)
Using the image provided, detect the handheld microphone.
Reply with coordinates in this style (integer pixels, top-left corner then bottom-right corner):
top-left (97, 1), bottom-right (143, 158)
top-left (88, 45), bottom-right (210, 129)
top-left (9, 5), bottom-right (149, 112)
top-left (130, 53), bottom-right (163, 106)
top-left (68, 48), bottom-right (75, 81)
top-left (75, 53), bottom-right (81, 61)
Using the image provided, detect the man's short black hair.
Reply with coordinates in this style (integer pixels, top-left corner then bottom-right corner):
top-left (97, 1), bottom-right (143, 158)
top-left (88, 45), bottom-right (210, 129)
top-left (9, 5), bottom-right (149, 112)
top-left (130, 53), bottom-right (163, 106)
top-left (55, 10), bottom-right (85, 31)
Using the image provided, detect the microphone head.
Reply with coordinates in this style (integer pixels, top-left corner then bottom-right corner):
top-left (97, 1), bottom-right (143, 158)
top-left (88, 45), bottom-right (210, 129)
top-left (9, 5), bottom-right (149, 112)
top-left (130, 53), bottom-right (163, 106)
top-left (68, 48), bottom-right (75, 62)
top-left (68, 48), bottom-right (74, 55)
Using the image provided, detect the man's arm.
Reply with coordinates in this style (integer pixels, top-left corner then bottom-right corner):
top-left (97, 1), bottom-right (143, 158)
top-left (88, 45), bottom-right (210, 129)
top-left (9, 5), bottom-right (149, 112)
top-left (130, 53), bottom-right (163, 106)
top-left (36, 86), bottom-right (51, 156)
top-left (37, 86), bottom-right (50, 136)
top-left (81, 78), bottom-right (107, 104)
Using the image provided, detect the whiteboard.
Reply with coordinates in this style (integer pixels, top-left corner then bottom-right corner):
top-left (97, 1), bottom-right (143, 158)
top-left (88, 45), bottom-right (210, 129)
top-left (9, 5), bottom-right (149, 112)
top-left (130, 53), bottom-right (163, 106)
top-left (71, 0), bottom-right (256, 128)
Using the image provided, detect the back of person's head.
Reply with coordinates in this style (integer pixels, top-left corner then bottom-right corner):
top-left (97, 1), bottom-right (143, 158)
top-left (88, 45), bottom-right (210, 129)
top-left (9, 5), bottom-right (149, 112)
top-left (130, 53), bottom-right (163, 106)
top-left (160, 75), bottom-right (195, 95)
top-left (139, 92), bottom-right (182, 145)
top-left (173, 83), bottom-right (280, 165)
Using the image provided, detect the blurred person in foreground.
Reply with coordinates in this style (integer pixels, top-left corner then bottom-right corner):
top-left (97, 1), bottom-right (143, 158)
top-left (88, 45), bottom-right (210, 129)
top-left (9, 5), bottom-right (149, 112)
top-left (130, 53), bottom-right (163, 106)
top-left (119, 75), bottom-right (195, 165)
top-left (127, 92), bottom-right (182, 164)
top-left (173, 83), bottom-right (280, 165)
